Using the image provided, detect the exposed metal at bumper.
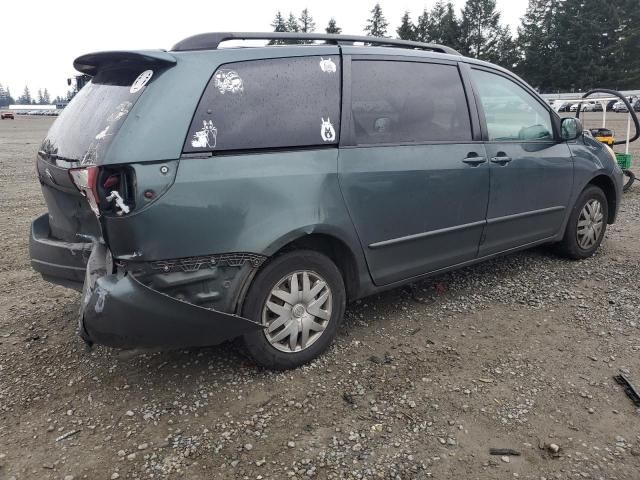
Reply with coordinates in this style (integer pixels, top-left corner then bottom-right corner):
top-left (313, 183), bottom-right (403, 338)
top-left (80, 244), bottom-right (264, 349)
top-left (29, 213), bottom-right (92, 290)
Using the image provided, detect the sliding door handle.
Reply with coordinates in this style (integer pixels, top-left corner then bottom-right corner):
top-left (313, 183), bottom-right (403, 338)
top-left (490, 154), bottom-right (512, 165)
top-left (462, 156), bottom-right (487, 166)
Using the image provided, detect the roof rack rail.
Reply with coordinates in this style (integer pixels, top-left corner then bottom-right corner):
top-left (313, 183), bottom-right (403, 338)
top-left (171, 32), bottom-right (461, 56)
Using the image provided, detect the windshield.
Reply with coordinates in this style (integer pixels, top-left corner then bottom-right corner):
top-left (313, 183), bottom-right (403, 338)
top-left (40, 67), bottom-right (154, 165)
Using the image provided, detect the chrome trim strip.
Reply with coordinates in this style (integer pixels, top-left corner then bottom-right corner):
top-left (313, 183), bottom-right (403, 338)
top-left (487, 205), bottom-right (565, 225)
top-left (369, 219), bottom-right (486, 250)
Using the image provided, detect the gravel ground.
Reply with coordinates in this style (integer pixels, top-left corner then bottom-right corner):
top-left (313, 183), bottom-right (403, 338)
top-left (1, 114), bottom-right (640, 480)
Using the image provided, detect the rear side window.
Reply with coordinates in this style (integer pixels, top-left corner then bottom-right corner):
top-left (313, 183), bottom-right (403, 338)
top-left (471, 69), bottom-right (553, 141)
top-left (350, 60), bottom-right (471, 145)
top-left (185, 55), bottom-right (341, 152)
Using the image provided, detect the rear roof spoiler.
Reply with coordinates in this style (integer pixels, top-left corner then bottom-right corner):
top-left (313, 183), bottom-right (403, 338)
top-left (73, 50), bottom-right (177, 76)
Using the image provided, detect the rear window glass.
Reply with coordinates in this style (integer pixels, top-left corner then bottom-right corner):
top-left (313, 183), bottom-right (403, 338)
top-left (184, 55), bottom-right (341, 153)
top-left (350, 60), bottom-right (471, 145)
top-left (41, 67), bottom-right (154, 164)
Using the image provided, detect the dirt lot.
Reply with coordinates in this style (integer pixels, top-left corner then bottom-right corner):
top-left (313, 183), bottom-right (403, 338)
top-left (1, 113), bottom-right (640, 480)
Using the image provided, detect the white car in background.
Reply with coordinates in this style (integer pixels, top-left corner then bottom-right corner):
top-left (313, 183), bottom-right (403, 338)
top-left (613, 101), bottom-right (629, 113)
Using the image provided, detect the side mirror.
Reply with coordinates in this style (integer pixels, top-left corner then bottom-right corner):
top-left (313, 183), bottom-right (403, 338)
top-left (561, 117), bottom-right (583, 141)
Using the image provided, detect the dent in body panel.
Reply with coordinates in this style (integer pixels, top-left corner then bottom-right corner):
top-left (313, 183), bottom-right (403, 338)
top-left (103, 149), bottom-right (365, 267)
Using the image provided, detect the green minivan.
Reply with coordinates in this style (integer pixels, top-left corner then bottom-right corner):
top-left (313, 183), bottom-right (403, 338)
top-left (30, 33), bottom-right (625, 369)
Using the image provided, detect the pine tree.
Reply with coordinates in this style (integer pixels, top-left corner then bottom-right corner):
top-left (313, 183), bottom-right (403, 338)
top-left (0, 83), bottom-right (9, 107)
top-left (415, 9), bottom-right (430, 42)
top-left (494, 26), bottom-right (519, 69)
top-left (42, 88), bottom-right (51, 104)
top-left (515, 0), bottom-right (562, 92)
top-left (427, 2), bottom-right (462, 50)
top-left (325, 18), bottom-right (342, 34)
top-left (298, 8), bottom-right (315, 33)
top-left (364, 3), bottom-right (389, 38)
top-left (551, 0), bottom-right (621, 91)
top-left (618, 0), bottom-right (640, 89)
top-left (284, 12), bottom-right (301, 44)
top-left (269, 11), bottom-right (287, 45)
top-left (286, 12), bottom-right (299, 32)
top-left (37, 89), bottom-right (44, 105)
top-left (18, 86), bottom-right (32, 105)
top-left (396, 11), bottom-right (416, 41)
top-left (460, 0), bottom-right (509, 63)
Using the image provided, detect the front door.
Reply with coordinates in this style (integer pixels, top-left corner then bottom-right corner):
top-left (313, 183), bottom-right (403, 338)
top-left (338, 58), bottom-right (489, 286)
top-left (469, 67), bottom-right (574, 257)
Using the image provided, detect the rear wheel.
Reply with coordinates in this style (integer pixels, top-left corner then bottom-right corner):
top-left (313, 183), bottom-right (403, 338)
top-left (558, 185), bottom-right (608, 259)
top-left (242, 250), bottom-right (345, 370)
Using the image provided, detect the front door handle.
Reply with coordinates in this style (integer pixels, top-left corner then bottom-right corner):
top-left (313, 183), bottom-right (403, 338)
top-left (462, 155), bottom-right (487, 166)
top-left (490, 153), bottom-right (512, 165)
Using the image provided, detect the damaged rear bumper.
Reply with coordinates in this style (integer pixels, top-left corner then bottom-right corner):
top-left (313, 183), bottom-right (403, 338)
top-left (80, 243), bottom-right (265, 349)
top-left (30, 213), bottom-right (92, 290)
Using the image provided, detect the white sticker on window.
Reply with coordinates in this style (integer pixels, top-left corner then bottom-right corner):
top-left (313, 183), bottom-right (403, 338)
top-left (130, 70), bottom-right (153, 94)
top-left (214, 69), bottom-right (244, 95)
top-left (106, 101), bottom-right (133, 123)
top-left (191, 120), bottom-right (218, 148)
top-left (95, 125), bottom-right (110, 140)
top-left (321, 117), bottom-right (336, 142)
top-left (319, 57), bottom-right (337, 73)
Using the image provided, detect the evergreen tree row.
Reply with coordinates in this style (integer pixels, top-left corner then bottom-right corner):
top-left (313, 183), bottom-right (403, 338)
top-left (0, 84), bottom-right (55, 106)
top-left (269, 1), bottom-right (640, 92)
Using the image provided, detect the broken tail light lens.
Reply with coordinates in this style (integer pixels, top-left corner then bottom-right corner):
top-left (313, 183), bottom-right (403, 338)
top-left (69, 166), bottom-right (101, 216)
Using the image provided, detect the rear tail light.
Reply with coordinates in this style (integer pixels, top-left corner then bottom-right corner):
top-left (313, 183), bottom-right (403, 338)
top-left (69, 166), bottom-right (133, 216)
top-left (69, 166), bottom-right (101, 216)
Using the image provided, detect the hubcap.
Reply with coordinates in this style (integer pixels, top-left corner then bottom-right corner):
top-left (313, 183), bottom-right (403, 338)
top-left (262, 270), bottom-right (332, 353)
top-left (576, 198), bottom-right (604, 249)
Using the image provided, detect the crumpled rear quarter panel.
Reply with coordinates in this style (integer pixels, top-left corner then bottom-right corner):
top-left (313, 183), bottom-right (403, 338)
top-left (103, 149), bottom-right (361, 262)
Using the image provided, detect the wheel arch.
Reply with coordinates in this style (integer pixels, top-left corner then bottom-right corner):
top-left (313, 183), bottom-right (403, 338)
top-left (257, 226), bottom-right (367, 304)
top-left (587, 174), bottom-right (617, 224)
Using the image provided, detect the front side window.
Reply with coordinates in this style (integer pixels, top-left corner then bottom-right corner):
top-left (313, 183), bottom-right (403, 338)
top-left (471, 69), bottom-right (554, 141)
top-left (184, 55), bottom-right (341, 152)
top-left (350, 60), bottom-right (472, 145)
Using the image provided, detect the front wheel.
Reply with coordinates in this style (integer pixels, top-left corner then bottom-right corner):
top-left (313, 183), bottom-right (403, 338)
top-left (558, 185), bottom-right (608, 259)
top-left (242, 250), bottom-right (345, 370)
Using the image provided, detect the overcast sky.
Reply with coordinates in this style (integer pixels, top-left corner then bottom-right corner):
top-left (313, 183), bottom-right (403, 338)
top-left (0, 0), bottom-right (528, 100)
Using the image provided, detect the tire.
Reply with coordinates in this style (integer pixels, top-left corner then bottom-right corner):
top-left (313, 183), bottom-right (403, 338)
top-left (558, 185), bottom-right (608, 259)
top-left (241, 250), bottom-right (345, 370)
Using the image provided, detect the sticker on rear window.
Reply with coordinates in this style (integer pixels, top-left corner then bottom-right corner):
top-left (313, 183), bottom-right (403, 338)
top-left (319, 57), bottom-right (337, 73)
top-left (130, 70), bottom-right (153, 94)
top-left (214, 69), bottom-right (244, 95)
top-left (191, 120), bottom-right (218, 148)
top-left (106, 101), bottom-right (133, 123)
top-left (95, 125), bottom-right (110, 140)
top-left (321, 117), bottom-right (336, 142)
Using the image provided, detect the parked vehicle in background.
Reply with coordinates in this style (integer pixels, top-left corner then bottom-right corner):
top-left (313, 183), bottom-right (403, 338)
top-left (592, 102), bottom-right (603, 112)
top-left (1, 111), bottom-right (14, 119)
top-left (29, 32), bottom-right (625, 369)
top-left (557, 102), bottom-right (571, 112)
top-left (614, 101), bottom-right (629, 112)
top-left (581, 102), bottom-right (595, 112)
top-left (634, 100), bottom-right (640, 112)
top-left (590, 128), bottom-right (615, 146)
top-left (570, 103), bottom-right (581, 112)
